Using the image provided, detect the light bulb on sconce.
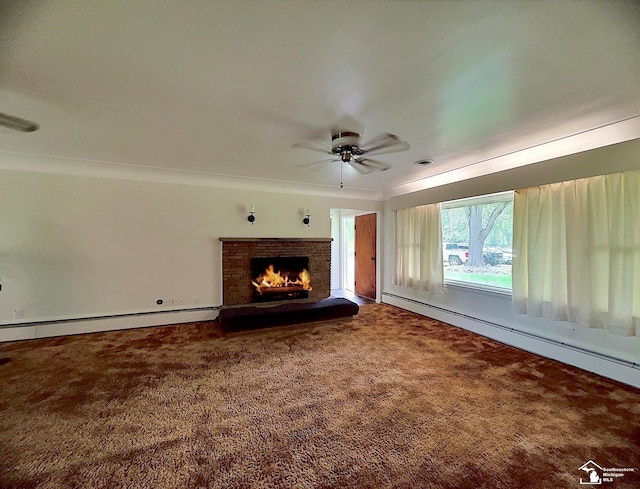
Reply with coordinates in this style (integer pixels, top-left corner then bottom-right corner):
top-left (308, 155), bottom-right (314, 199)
top-left (248, 205), bottom-right (256, 224)
top-left (303, 208), bottom-right (311, 227)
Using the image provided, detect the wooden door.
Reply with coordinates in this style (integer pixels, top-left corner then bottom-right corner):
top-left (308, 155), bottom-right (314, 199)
top-left (355, 213), bottom-right (377, 300)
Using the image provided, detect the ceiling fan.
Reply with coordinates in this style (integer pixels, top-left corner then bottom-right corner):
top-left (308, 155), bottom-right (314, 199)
top-left (293, 130), bottom-right (410, 187)
top-left (0, 112), bottom-right (39, 132)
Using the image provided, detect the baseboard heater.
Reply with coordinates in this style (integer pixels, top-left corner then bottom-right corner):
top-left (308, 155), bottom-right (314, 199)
top-left (382, 292), bottom-right (639, 370)
top-left (0, 306), bottom-right (221, 329)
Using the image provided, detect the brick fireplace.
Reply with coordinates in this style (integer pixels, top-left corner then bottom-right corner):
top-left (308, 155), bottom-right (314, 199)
top-left (220, 238), bottom-right (332, 305)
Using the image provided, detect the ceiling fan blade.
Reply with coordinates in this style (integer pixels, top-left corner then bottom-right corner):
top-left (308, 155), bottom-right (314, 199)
top-left (360, 132), bottom-right (399, 150)
top-left (360, 133), bottom-right (410, 156)
top-left (347, 159), bottom-right (375, 175)
top-left (0, 112), bottom-right (39, 132)
top-left (362, 138), bottom-right (410, 157)
top-left (355, 158), bottom-right (391, 171)
top-left (297, 158), bottom-right (338, 171)
top-left (291, 142), bottom-right (333, 155)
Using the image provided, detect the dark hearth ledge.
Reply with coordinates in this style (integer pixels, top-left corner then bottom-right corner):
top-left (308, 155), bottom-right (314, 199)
top-left (219, 237), bottom-right (333, 242)
top-left (217, 297), bottom-right (359, 332)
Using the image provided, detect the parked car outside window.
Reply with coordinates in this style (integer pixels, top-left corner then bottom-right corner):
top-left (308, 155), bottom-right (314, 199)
top-left (482, 248), bottom-right (504, 266)
top-left (443, 243), bottom-right (469, 265)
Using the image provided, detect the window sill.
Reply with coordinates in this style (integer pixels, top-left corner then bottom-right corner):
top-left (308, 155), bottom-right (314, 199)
top-left (444, 280), bottom-right (512, 298)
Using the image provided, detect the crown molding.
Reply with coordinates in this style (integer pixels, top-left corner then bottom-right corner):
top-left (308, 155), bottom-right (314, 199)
top-left (0, 151), bottom-right (383, 201)
top-left (385, 115), bottom-right (640, 199)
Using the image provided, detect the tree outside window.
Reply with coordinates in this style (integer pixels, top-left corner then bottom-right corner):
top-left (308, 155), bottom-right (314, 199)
top-left (441, 192), bottom-right (514, 290)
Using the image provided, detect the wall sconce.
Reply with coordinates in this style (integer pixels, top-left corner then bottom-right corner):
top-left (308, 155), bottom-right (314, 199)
top-left (303, 208), bottom-right (311, 227)
top-left (247, 205), bottom-right (256, 224)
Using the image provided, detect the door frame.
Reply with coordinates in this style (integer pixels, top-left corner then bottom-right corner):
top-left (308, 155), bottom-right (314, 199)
top-left (341, 214), bottom-right (355, 292)
top-left (330, 209), bottom-right (381, 302)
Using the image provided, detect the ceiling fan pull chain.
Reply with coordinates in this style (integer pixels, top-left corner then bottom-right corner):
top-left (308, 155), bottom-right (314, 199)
top-left (340, 162), bottom-right (344, 188)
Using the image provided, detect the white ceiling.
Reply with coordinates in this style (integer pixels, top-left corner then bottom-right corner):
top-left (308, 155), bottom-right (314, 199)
top-left (1, 0), bottom-right (639, 199)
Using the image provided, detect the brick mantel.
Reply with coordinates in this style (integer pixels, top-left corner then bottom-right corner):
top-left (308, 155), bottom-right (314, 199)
top-left (220, 238), bottom-right (332, 305)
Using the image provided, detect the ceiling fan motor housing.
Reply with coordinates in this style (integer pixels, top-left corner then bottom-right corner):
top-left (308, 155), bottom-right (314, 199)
top-left (331, 131), bottom-right (364, 156)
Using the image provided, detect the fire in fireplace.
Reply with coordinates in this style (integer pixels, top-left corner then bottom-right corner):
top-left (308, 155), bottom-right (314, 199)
top-left (251, 257), bottom-right (311, 302)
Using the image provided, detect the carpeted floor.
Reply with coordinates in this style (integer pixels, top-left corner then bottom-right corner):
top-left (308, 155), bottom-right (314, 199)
top-left (0, 303), bottom-right (638, 488)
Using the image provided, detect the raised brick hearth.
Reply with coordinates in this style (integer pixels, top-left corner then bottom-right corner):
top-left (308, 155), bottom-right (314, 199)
top-left (220, 238), bottom-right (332, 305)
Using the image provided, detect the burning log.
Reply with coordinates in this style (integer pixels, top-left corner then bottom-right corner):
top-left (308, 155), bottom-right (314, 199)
top-left (254, 285), bottom-right (307, 296)
top-left (252, 264), bottom-right (312, 294)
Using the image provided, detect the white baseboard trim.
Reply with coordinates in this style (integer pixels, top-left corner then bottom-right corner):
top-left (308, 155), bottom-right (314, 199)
top-left (382, 293), bottom-right (640, 389)
top-left (0, 307), bottom-right (219, 342)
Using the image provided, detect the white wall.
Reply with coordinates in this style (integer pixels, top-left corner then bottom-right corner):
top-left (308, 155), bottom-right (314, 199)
top-left (0, 170), bottom-right (382, 338)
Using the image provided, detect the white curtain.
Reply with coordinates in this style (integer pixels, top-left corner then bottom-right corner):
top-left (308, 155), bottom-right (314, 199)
top-left (394, 204), bottom-right (444, 294)
top-left (513, 170), bottom-right (640, 336)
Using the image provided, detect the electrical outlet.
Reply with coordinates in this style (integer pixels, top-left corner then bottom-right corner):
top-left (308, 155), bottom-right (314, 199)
top-left (178, 297), bottom-right (184, 305)
top-left (13, 309), bottom-right (23, 319)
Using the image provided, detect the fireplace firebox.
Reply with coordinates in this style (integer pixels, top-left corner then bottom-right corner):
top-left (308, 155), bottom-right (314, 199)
top-left (251, 256), bottom-right (311, 303)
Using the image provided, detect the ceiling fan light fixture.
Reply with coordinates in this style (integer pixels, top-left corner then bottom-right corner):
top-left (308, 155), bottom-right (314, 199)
top-left (331, 131), bottom-right (362, 155)
top-left (0, 112), bottom-right (39, 133)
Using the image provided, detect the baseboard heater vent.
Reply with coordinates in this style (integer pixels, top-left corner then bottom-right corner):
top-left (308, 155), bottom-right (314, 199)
top-left (382, 292), bottom-right (639, 370)
top-left (0, 306), bottom-right (221, 329)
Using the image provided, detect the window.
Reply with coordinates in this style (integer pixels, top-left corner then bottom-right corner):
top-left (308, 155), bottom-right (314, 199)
top-left (512, 170), bottom-right (640, 336)
top-left (441, 191), bottom-right (514, 291)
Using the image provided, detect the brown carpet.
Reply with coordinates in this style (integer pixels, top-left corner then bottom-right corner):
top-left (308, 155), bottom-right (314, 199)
top-left (0, 303), bottom-right (638, 488)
